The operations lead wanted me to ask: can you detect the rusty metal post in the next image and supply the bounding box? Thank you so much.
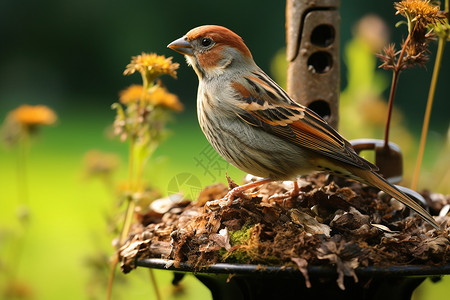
[286,1,404,182]
[286,0,340,129]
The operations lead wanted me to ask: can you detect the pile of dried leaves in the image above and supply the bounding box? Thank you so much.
[118,174,450,289]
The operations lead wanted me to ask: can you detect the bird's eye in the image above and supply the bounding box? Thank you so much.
[201,38,212,47]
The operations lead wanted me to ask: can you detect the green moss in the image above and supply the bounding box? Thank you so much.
[220,222,283,264]
[229,222,254,245]
[221,249,253,263]
[217,222,255,263]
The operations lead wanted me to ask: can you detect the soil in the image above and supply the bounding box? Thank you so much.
[118,173,450,289]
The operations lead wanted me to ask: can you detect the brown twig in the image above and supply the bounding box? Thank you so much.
[384,33,412,149]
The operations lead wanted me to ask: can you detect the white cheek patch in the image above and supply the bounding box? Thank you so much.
[185,55,195,67]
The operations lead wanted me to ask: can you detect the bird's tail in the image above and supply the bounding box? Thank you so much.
[350,168,440,230]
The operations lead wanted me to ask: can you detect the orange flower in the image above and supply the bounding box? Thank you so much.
[119,84,145,104]
[118,84,183,112]
[149,85,184,112]
[11,105,57,126]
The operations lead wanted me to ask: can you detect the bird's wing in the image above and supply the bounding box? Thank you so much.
[231,71,378,171]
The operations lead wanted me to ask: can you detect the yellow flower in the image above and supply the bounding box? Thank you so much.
[123,52,179,83]
[395,0,446,29]
[119,84,145,104]
[1,105,57,146]
[11,105,57,126]
[149,85,184,112]
[118,84,183,112]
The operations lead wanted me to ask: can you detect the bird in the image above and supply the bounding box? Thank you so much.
[167,25,440,230]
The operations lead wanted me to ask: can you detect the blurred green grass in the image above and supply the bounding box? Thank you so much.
[0,106,232,299]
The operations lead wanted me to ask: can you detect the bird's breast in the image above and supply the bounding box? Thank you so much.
[196,90,316,180]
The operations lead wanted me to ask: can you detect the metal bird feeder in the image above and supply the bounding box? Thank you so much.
[134,1,449,299]
[286,0,340,129]
[286,0,404,183]
[137,258,450,300]
[351,139,404,184]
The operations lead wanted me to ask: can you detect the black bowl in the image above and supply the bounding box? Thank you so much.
[137,258,450,300]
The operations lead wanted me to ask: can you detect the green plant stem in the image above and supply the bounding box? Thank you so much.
[134,159,147,192]
[140,76,161,300]
[107,136,136,300]
[107,73,159,300]
[9,128,31,288]
[119,195,136,244]
[127,136,135,190]
[149,269,161,300]
[118,135,137,244]
[384,33,411,149]
[106,254,118,300]
[411,25,447,190]
[17,128,30,208]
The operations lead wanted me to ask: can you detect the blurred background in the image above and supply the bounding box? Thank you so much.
[0,0,449,299]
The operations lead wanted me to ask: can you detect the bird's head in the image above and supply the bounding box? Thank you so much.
[167,25,254,79]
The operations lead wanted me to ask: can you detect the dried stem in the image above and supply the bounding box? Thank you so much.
[384,71,400,149]
[384,33,412,149]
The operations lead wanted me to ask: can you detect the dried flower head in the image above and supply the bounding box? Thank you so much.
[395,0,446,57]
[395,0,446,28]
[409,25,436,57]
[123,53,179,83]
[11,105,57,126]
[377,44,398,71]
[377,1,445,71]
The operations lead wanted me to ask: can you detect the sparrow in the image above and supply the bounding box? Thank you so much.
[167,25,439,230]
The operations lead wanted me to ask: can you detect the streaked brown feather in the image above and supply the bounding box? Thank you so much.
[233,74,378,171]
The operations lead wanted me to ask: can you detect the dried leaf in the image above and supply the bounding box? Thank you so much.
[291,257,311,288]
[290,209,331,237]
[210,228,231,251]
[317,236,360,290]
[118,173,449,291]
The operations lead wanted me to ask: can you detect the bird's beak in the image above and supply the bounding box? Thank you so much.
[167,36,193,56]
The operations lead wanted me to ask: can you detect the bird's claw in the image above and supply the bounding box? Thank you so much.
[206,187,245,210]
